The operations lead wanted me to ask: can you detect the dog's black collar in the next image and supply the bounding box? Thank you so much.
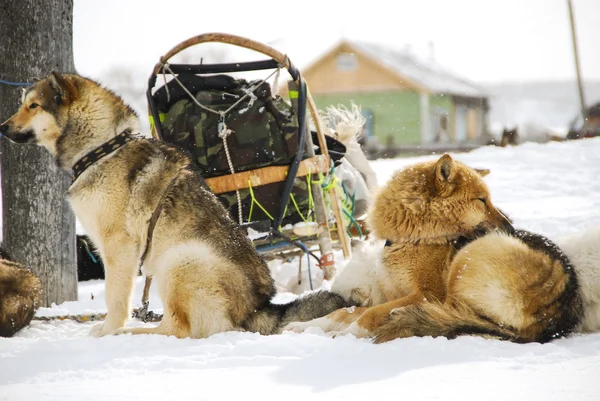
[71,130,137,182]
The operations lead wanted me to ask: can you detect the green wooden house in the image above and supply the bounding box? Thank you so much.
[302,39,490,146]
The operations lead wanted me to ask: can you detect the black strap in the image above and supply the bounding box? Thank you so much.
[72,130,137,182]
[132,173,180,323]
[138,176,178,269]
[166,60,279,75]
[273,76,308,231]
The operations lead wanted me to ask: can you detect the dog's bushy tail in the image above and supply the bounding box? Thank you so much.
[243,291,353,335]
[373,301,516,344]
[0,259,44,337]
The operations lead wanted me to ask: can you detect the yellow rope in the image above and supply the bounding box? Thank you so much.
[248,180,274,221]
[290,192,309,223]
[307,169,314,215]
[247,170,317,226]
[322,175,338,192]
[311,172,325,186]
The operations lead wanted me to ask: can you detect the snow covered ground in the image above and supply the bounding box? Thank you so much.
[2,138,600,401]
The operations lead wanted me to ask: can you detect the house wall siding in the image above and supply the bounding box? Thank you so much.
[313,91,422,144]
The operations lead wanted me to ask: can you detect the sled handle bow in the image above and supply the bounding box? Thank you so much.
[151,32,299,80]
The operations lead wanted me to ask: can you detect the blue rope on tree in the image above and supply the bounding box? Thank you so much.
[0,77,33,137]
[0,78,32,87]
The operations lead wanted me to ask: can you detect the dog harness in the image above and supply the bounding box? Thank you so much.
[71,130,138,183]
[70,129,165,322]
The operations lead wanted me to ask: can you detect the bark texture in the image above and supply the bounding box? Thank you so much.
[0,0,77,306]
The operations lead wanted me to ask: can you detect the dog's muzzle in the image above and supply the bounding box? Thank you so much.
[0,124,36,144]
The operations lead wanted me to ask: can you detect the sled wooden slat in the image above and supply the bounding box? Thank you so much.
[204,155,329,195]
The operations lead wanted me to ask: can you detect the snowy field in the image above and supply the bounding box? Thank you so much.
[2,138,600,401]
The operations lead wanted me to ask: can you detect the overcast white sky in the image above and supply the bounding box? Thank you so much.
[74,0,599,84]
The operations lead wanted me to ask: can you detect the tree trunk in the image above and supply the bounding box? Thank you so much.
[0,0,77,306]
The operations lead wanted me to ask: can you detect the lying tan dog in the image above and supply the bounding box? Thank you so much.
[284,154,583,343]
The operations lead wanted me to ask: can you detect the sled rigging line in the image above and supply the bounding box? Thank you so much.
[159,62,281,119]
[32,307,163,323]
[295,240,314,290]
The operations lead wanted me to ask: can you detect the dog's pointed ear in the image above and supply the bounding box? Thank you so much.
[435,154,456,182]
[434,154,457,196]
[49,72,78,105]
[474,168,490,177]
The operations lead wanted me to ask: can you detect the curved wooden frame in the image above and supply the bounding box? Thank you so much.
[148,32,351,261]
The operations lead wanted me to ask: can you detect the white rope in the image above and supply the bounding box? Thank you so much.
[218,121,243,224]
[272,67,281,97]
[160,62,280,118]
[161,64,171,103]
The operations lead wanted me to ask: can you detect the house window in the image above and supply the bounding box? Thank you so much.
[336,53,357,71]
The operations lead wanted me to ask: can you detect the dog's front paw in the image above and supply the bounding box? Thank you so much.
[334,322,370,339]
[282,321,311,333]
[111,327,130,336]
[89,322,106,337]
[89,322,121,337]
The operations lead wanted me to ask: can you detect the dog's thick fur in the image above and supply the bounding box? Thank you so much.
[556,226,600,333]
[0,248,43,337]
[284,155,583,343]
[0,72,349,338]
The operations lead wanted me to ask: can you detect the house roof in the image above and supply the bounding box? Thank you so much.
[314,40,488,98]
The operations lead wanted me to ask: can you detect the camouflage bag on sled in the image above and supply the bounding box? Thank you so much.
[154,74,300,178]
[153,74,337,226]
